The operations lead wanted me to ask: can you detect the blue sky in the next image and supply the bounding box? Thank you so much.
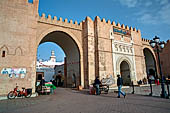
[37,0,170,61]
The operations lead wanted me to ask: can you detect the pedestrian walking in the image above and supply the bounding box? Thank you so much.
[117,74,126,98]
[57,71,62,87]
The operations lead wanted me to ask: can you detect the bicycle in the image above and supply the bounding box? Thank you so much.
[7,86,32,99]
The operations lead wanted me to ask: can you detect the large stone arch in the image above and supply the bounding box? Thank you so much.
[36,27,84,87]
[143,46,157,78]
[142,46,157,62]
[36,27,82,52]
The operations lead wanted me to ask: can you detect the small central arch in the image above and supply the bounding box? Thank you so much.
[116,56,134,86]
[120,61,131,86]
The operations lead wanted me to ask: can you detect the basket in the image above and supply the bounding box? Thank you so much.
[26,88,32,94]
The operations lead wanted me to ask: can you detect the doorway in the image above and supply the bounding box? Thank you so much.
[120,61,131,86]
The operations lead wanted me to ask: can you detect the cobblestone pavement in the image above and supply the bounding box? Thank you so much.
[120,84,170,97]
[0,88,170,113]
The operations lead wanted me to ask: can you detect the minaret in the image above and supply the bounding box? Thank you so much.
[50,51,56,62]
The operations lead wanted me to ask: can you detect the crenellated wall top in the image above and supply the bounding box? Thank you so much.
[142,38,150,43]
[84,16,141,34]
[38,13,82,30]
[38,13,142,34]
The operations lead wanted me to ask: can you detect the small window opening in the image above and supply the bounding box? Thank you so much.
[2,51,5,57]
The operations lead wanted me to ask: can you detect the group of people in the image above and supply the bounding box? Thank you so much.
[93,74,126,98]
[52,71,64,87]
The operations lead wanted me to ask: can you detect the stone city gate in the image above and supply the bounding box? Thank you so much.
[0,0,158,95]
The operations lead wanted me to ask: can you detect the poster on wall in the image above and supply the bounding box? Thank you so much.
[1,68,26,78]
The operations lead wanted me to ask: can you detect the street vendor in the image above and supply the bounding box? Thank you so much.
[40,77,45,86]
[94,76,101,95]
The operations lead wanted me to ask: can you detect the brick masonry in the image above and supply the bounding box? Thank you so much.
[0,0,169,96]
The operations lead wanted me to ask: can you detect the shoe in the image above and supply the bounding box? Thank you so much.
[117,96,120,98]
[124,93,126,98]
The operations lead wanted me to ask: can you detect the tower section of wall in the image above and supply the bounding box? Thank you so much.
[132,29,146,81]
[111,22,140,84]
[94,17,114,80]
[0,0,39,95]
[160,40,170,78]
[82,17,96,86]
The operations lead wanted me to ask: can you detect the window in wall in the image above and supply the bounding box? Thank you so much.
[2,51,5,57]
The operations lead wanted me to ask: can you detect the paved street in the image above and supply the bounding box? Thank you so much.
[0,88,170,113]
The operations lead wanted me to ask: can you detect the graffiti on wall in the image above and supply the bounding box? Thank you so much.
[1,68,26,78]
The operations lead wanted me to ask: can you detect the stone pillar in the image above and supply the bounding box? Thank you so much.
[94,16,114,79]
[133,30,145,82]
[82,17,96,88]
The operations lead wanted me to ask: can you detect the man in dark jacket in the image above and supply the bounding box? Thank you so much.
[94,76,101,95]
[117,74,126,98]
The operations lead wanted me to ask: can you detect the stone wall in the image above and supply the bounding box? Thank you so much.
[0,0,39,95]
[160,40,170,78]
[1,0,167,96]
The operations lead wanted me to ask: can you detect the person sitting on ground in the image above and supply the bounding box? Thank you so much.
[94,76,101,95]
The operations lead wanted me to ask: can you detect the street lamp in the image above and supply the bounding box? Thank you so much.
[149,36,166,98]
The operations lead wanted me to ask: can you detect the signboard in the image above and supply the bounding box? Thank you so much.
[113,27,131,36]
[1,68,26,78]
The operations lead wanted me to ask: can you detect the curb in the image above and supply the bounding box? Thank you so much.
[0,93,38,101]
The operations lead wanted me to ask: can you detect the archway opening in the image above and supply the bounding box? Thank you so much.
[36,31,81,89]
[37,42,65,85]
[120,61,131,86]
[143,48,156,79]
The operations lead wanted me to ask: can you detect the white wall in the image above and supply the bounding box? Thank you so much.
[37,68,55,82]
